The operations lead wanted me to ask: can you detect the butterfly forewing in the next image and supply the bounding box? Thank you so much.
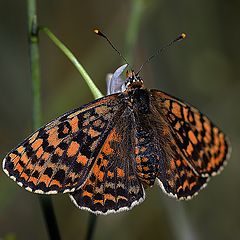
[3,94,124,194]
[151,89,230,176]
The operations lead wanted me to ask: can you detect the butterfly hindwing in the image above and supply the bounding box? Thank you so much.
[70,108,145,214]
[156,138,208,199]
[3,94,124,194]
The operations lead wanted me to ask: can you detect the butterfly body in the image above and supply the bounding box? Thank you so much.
[2,70,230,214]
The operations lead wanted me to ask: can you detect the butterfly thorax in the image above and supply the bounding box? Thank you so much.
[124,71,151,114]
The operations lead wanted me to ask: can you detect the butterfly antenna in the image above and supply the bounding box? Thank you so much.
[136,33,186,75]
[94,29,129,66]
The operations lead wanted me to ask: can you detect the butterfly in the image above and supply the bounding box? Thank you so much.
[2,64,231,215]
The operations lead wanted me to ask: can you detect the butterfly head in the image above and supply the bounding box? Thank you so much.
[125,70,144,89]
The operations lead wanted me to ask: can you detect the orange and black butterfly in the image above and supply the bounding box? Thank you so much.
[2,62,231,214]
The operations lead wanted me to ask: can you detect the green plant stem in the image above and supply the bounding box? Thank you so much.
[164,200,198,240]
[41,27,103,99]
[125,0,145,65]
[39,195,61,240]
[27,0,41,130]
[85,214,97,240]
[27,1,61,240]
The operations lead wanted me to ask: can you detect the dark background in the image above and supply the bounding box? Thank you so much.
[0,1,239,240]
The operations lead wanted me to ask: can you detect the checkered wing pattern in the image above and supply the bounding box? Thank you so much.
[70,108,145,214]
[2,94,123,194]
[151,89,230,199]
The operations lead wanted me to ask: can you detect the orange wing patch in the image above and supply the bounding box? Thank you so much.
[152,89,230,177]
[70,123,145,214]
[151,89,230,199]
[3,93,121,194]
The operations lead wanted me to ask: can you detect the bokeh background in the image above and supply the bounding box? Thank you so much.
[0,1,239,240]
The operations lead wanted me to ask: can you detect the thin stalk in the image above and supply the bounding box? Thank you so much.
[27,0,41,130]
[164,200,198,240]
[41,27,103,99]
[85,214,97,240]
[125,0,145,65]
[27,1,61,239]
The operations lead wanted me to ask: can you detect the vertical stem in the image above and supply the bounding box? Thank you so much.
[26,1,61,239]
[125,0,144,65]
[85,214,97,240]
[164,200,198,240]
[39,195,61,240]
[27,0,41,130]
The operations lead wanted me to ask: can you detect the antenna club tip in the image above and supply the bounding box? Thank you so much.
[181,33,187,39]
[93,28,105,37]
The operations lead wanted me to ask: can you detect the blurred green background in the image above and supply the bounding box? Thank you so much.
[0,1,239,240]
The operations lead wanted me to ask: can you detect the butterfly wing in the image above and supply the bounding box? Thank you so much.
[2,94,125,194]
[70,108,145,214]
[150,89,230,199]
